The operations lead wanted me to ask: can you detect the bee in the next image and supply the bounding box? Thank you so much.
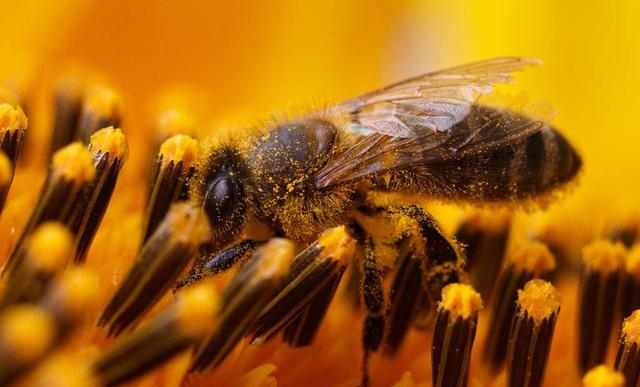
[126,58,581,384]
[176,57,581,380]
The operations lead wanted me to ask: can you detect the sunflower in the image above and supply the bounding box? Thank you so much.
[0,1,639,387]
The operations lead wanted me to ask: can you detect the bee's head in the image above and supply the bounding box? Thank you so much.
[191,140,248,247]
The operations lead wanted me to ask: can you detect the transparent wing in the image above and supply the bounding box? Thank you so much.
[314,105,545,190]
[331,57,540,138]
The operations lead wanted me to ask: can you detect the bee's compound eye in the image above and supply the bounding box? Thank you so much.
[203,176,244,225]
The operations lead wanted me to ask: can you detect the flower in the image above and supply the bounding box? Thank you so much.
[0,1,639,387]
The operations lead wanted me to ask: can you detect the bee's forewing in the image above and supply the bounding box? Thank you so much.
[330,57,540,138]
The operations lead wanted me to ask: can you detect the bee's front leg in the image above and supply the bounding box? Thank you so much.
[175,239,260,289]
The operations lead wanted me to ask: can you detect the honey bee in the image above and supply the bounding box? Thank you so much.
[182,57,581,382]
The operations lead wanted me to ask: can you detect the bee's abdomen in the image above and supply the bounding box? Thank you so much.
[502,127,580,199]
[419,127,581,202]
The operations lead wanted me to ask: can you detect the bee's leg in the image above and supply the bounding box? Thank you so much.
[191,238,296,371]
[357,204,465,355]
[350,225,386,387]
[174,239,260,289]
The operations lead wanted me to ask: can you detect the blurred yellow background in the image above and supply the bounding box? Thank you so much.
[0,0,637,222]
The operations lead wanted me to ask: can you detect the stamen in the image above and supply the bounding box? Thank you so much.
[98,203,210,336]
[0,100,27,209]
[70,127,128,263]
[583,365,625,387]
[432,283,482,387]
[0,101,28,166]
[2,143,95,276]
[384,239,422,355]
[578,240,626,373]
[94,283,219,387]
[0,222,73,308]
[621,245,640,323]
[0,305,56,385]
[142,134,199,244]
[455,210,511,303]
[0,267,98,385]
[481,240,556,375]
[250,226,354,344]
[282,227,355,346]
[608,215,640,248]
[191,237,295,371]
[19,354,100,387]
[614,310,640,386]
[76,86,122,143]
[153,109,196,149]
[507,279,561,387]
[0,151,13,212]
[39,267,100,333]
[49,76,84,157]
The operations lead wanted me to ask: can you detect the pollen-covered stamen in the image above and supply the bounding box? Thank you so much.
[153,109,197,150]
[583,365,626,387]
[3,142,95,276]
[384,238,422,356]
[0,151,13,212]
[40,267,100,334]
[432,283,482,387]
[142,134,199,244]
[49,76,84,158]
[481,240,556,376]
[18,354,100,387]
[578,240,626,373]
[69,127,128,263]
[0,100,27,211]
[0,305,56,385]
[250,226,354,345]
[191,238,295,371]
[76,86,122,143]
[282,227,355,346]
[0,223,73,308]
[608,216,640,248]
[0,101,28,167]
[621,245,640,323]
[507,279,561,387]
[614,310,640,386]
[94,283,219,387]
[455,210,511,304]
[98,203,210,337]
[0,267,98,385]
